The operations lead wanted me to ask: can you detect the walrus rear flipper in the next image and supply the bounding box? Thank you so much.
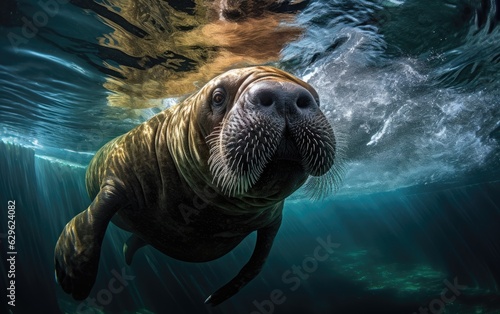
[123,234,146,265]
[54,181,126,300]
[205,218,282,306]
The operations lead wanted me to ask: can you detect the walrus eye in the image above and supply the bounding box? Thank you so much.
[212,88,226,107]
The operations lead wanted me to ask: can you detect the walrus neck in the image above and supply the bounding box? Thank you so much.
[163,98,208,188]
[164,98,282,216]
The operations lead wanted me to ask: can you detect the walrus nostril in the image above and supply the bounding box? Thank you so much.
[296,94,314,108]
[258,90,275,107]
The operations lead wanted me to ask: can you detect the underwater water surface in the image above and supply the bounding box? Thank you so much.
[1,0,500,313]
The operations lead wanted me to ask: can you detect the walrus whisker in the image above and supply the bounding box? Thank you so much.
[207,109,284,196]
[289,114,337,178]
[300,119,347,200]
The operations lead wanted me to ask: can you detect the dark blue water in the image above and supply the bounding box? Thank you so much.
[1,0,500,313]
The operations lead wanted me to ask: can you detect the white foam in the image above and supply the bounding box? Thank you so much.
[296,40,497,196]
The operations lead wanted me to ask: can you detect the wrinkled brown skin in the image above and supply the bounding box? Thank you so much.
[54,66,319,305]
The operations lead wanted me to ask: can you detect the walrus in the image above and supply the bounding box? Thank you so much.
[54,66,339,306]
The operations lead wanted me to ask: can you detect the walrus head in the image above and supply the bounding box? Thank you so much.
[192,66,340,199]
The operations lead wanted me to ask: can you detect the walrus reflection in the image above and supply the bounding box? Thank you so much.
[54,66,340,306]
[88,0,307,108]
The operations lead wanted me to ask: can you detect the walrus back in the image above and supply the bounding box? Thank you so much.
[84,110,172,201]
[85,136,124,199]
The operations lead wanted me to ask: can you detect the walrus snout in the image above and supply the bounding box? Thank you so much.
[245,80,336,178]
[207,76,336,197]
[246,80,319,164]
[245,80,319,116]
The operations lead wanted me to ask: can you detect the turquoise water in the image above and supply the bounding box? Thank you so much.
[1,0,500,313]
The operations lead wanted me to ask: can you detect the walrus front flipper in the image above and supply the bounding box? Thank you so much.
[205,219,282,306]
[123,234,146,265]
[54,182,126,300]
